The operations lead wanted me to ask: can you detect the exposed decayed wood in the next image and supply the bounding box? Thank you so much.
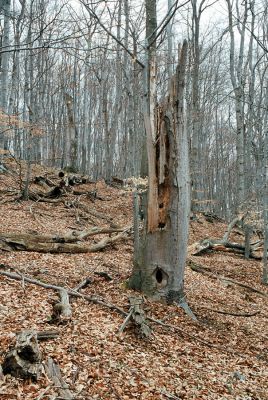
[2,330,42,380]
[128,296,151,338]
[144,111,159,232]
[45,357,74,400]
[129,41,190,304]
[1,225,127,242]
[189,238,263,259]
[119,296,151,338]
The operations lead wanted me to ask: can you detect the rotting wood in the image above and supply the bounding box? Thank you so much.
[33,176,55,188]
[36,331,59,340]
[45,357,74,400]
[52,289,72,322]
[222,216,242,243]
[2,329,42,380]
[0,228,130,253]
[188,214,263,259]
[119,296,151,338]
[129,296,151,338]
[0,225,127,244]
[129,41,190,305]
[188,238,262,259]
[0,269,129,317]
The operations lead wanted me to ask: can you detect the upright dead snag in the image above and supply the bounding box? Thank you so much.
[129,41,190,304]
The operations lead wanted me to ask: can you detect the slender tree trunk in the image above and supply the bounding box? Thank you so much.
[262,83,268,285]
[140,0,157,178]
[64,93,78,172]
[226,0,247,210]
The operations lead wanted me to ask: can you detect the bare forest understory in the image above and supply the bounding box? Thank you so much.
[0,159,267,400]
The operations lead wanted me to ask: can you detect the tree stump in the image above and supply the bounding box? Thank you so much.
[2,330,42,380]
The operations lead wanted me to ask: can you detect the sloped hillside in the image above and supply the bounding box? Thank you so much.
[0,159,267,400]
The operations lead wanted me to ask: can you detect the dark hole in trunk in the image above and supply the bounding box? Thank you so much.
[155,268,163,283]
[158,222,166,229]
[159,203,164,209]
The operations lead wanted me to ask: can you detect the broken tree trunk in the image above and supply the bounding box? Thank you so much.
[129,41,190,304]
[2,330,42,380]
[119,296,151,338]
[51,289,72,322]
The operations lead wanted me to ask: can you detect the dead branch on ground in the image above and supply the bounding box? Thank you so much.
[0,226,131,253]
[0,268,260,354]
[188,260,268,297]
[45,357,74,399]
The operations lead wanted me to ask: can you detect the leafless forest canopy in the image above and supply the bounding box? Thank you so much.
[0,0,268,218]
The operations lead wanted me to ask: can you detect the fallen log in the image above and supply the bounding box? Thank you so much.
[0,225,128,244]
[36,331,59,340]
[94,271,113,281]
[2,330,42,380]
[0,229,129,253]
[188,215,263,259]
[45,357,74,400]
[33,176,55,188]
[73,277,92,292]
[0,269,128,317]
[188,239,262,259]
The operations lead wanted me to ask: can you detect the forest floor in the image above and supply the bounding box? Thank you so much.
[0,158,267,400]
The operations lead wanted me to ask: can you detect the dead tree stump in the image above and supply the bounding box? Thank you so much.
[119,296,151,338]
[2,330,42,380]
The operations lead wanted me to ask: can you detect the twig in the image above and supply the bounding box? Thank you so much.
[188,260,268,297]
[197,307,260,317]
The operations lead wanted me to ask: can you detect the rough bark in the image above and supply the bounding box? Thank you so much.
[119,296,151,338]
[129,42,190,303]
[64,93,78,172]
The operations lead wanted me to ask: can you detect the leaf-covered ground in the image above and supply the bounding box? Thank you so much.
[0,160,267,400]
